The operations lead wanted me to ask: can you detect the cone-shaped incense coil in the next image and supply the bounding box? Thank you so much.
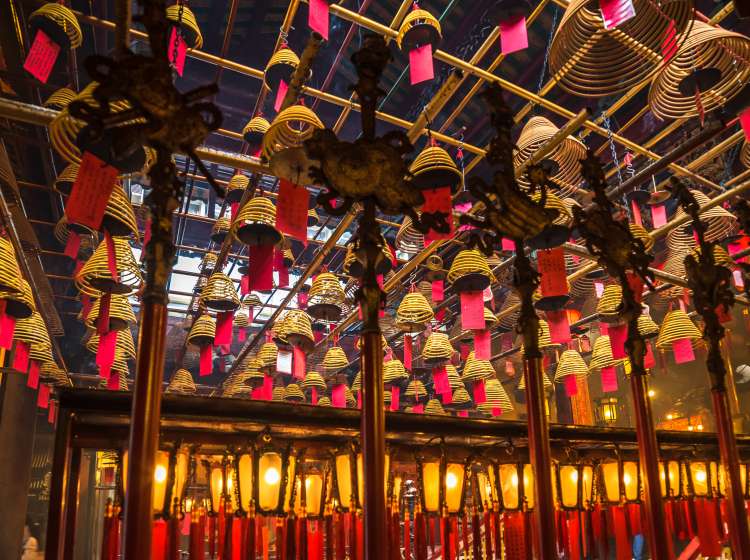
[200,253,217,273]
[86,294,136,331]
[243,293,262,307]
[497,292,521,332]
[283,309,314,351]
[240,360,265,385]
[396,292,434,333]
[649,21,750,119]
[243,116,271,145]
[383,359,408,384]
[637,314,659,339]
[271,386,285,401]
[657,249,689,301]
[629,223,654,253]
[447,249,495,291]
[656,310,702,349]
[691,244,733,267]
[187,314,215,347]
[283,383,306,402]
[422,332,453,362]
[103,185,139,238]
[549,0,693,96]
[668,190,737,246]
[76,236,142,296]
[484,307,498,329]
[446,365,463,390]
[236,196,277,229]
[517,371,553,390]
[40,362,70,386]
[596,285,623,321]
[234,308,249,328]
[409,145,461,192]
[0,278,35,319]
[0,237,23,294]
[14,312,51,347]
[44,87,77,109]
[396,215,425,255]
[742,142,750,169]
[166,369,197,395]
[478,379,513,414]
[53,163,79,193]
[355,333,388,351]
[531,191,570,225]
[54,216,95,248]
[29,3,83,48]
[397,8,442,50]
[262,105,324,160]
[515,116,586,197]
[462,357,495,381]
[451,386,472,407]
[201,272,241,311]
[345,387,356,407]
[323,346,348,373]
[87,327,136,359]
[29,343,53,364]
[351,370,362,392]
[425,399,446,415]
[308,273,345,320]
[383,390,392,406]
[263,47,300,89]
[588,336,624,371]
[318,396,332,407]
[302,371,326,391]
[404,379,428,399]
[258,342,278,370]
[226,173,250,200]
[566,253,594,298]
[343,241,392,277]
[211,216,231,242]
[165,4,203,48]
[554,350,589,382]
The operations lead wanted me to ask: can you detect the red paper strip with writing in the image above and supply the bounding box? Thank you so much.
[537,247,568,297]
[66,152,118,229]
[499,15,528,55]
[23,29,61,84]
[308,0,330,40]
[277,180,309,243]
[460,291,485,331]
[409,44,434,85]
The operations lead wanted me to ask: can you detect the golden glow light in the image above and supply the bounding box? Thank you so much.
[264,466,280,485]
[154,465,167,483]
[446,471,458,489]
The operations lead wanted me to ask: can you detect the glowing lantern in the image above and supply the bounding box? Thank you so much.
[230,452,254,514]
[599,459,640,503]
[687,459,719,498]
[417,450,467,515]
[555,462,594,509]
[659,460,682,498]
[293,459,329,518]
[595,397,619,425]
[254,435,296,516]
[122,448,189,517]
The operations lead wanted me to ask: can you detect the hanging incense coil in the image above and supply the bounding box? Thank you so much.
[40,362,70,386]
[655,310,702,349]
[264,47,300,89]
[345,387,356,407]
[409,145,461,193]
[422,332,453,364]
[355,333,389,352]
[554,350,589,383]
[397,8,442,52]
[549,0,693,97]
[450,386,472,408]
[565,253,594,298]
[243,293,262,308]
[53,216,95,250]
[272,313,291,346]
[283,383,306,403]
[383,359,408,384]
[307,208,319,227]
[284,309,315,352]
[383,390,392,407]
[657,249,689,302]
[588,335,624,371]
[343,239,393,277]
[29,343,53,365]
[187,314,215,347]
[211,216,231,244]
[323,346,348,373]
[667,190,738,246]
[202,252,218,274]
[302,371,326,392]
[87,328,136,360]
[404,379,428,400]
[515,117,586,197]
[0,278,35,319]
[629,223,654,253]
[446,365,463,390]
[258,342,279,371]
[742,142,750,168]
[396,292,434,333]
[243,116,271,147]
[201,272,241,311]
[517,319,556,350]
[166,4,203,48]
[0,237,22,295]
[483,307,498,329]
[497,292,521,333]
[225,173,250,204]
[478,379,514,415]
[271,386,286,401]
[262,105,324,161]
[234,307,249,329]
[240,359,265,386]
[691,244,733,267]
[102,185,139,238]
[44,88,76,110]
[75,236,142,296]
[29,3,83,49]
[166,369,196,394]
[232,196,282,247]
[596,285,623,323]
[307,273,345,321]
[530,191,571,226]
[447,249,495,292]
[317,396,332,407]
[396,215,425,255]
[425,399,446,415]
[14,312,51,347]
[53,163,79,195]
[461,356,495,382]
[649,21,750,119]
[637,313,660,339]
[517,371,553,391]
[351,371,362,392]
[86,294,136,332]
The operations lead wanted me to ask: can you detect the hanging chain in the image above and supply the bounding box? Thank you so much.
[602,112,623,186]
[456,128,466,191]
[533,5,559,114]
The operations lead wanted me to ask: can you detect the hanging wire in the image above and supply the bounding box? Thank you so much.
[532,5,560,115]
[601,112,624,186]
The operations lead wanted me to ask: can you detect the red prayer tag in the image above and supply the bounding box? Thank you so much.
[64,232,81,259]
[274,79,289,113]
[332,384,346,408]
[474,329,491,360]
[412,404,425,414]
[460,291,485,331]
[644,342,656,369]
[491,407,502,417]
[248,245,274,291]
[473,380,487,404]
[537,247,568,298]
[608,324,628,360]
[741,108,750,142]
[501,238,516,252]
[293,346,306,380]
[48,400,57,424]
[27,360,40,389]
[169,27,188,76]
[263,374,274,400]
[409,44,434,85]
[601,366,618,393]
[66,152,118,229]
[96,329,118,367]
[23,29,61,84]
[422,187,454,240]
[403,334,413,371]
[564,375,578,397]
[277,180,309,243]
[432,366,450,394]
[499,15,528,55]
[308,0,330,40]
[0,310,16,350]
[458,410,468,417]
[672,338,695,364]
[600,0,636,29]
[651,204,667,228]
[431,280,444,302]
[13,341,29,373]
[662,19,678,61]
[199,345,212,376]
[631,200,642,226]
[214,311,234,346]
[441,390,452,405]
[38,383,50,408]
[546,309,571,344]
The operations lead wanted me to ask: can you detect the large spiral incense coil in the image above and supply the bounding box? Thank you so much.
[234,307,249,329]
[200,252,218,274]
[87,327,136,359]
[302,371,326,392]
[657,249,689,302]
[396,215,425,255]
[86,294,136,332]
[515,117,586,197]
[272,313,291,346]
[270,386,285,401]
[242,116,271,147]
[629,223,654,253]
[29,3,82,49]
[461,356,495,382]
[308,273,345,321]
[187,314,215,347]
[262,105,324,161]
[343,239,393,277]
[166,4,203,48]
[742,142,750,168]
[284,309,315,352]
[258,342,279,371]
[588,335,624,371]
[75,236,142,296]
[226,173,249,204]
[201,272,241,311]
[351,371,362,392]
[323,346,348,373]
[102,185,139,238]
[649,21,750,119]
[447,249,495,292]
[383,359,408,384]
[14,312,51,348]
[517,371,553,391]
[345,387,356,407]
[283,383,306,403]
[691,244,733,267]
[596,285,623,322]
[483,307,498,329]
[549,0,693,97]
[497,292,521,332]
[211,216,232,244]
[166,369,197,395]
[53,164,79,195]
[40,362,70,386]
[450,386,472,408]
[0,237,22,295]
[396,292,434,333]
[478,379,513,415]
[409,145,462,193]
[656,309,702,349]
[445,365,463,390]
[404,379,428,400]
[425,399,446,415]
[29,343,53,365]
[0,278,35,319]
[317,396,332,407]
[554,349,589,384]
[422,331,453,364]
[397,8,442,52]
[638,313,660,339]
[53,216,95,250]
[566,253,594,298]
[264,47,300,89]
[44,88,77,110]
[232,196,282,247]
[531,191,571,226]
[668,191,737,247]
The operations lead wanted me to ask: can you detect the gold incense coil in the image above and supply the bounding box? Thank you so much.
[226,173,250,203]
[258,342,279,370]
[549,0,693,97]
[588,335,624,371]
[53,163,78,194]
[554,349,589,382]
[44,88,76,109]
[53,216,95,248]
[649,21,750,119]
[742,142,750,168]
[497,292,521,332]
[447,249,495,292]
[531,191,571,226]
[272,313,290,345]
[668,190,737,246]
[232,196,281,247]
[478,379,513,415]
[29,343,53,364]
[75,236,142,296]
[284,309,314,351]
[395,215,425,255]
[355,334,388,352]
[637,313,660,339]
[404,379,427,399]
[450,386,471,406]
[657,249,689,301]
[691,244,733,267]
[515,116,586,197]
[40,361,68,384]
[283,383,306,402]
[425,399,446,415]
[234,308,249,329]
[85,294,136,331]
[263,47,300,89]
[283,248,294,267]
[342,241,393,277]
[202,252,218,272]
[422,332,453,363]
[262,105,324,161]
[630,223,654,253]
[596,285,623,321]
[345,387,356,407]
[242,116,271,145]
[517,371,553,390]
[323,346,348,373]
[201,272,241,311]
[446,365,463,390]
[87,327,136,359]
[462,356,495,382]
[0,278,35,319]
[166,368,196,394]
[383,359,408,384]
[243,293,262,307]
[103,185,139,238]
[211,216,231,243]
[351,370,362,392]
[166,4,203,48]
[308,273,345,321]
[14,312,51,347]
[656,309,702,349]
[317,396,332,407]
[383,390,392,406]
[0,237,22,294]
[302,371,326,391]
[484,307,498,329]
[271,386,285,401]
[29,3,83,48]
[187,313,215,347]
[396,8,442,51]
[396,292,434,333]
[308,208,319,226]
[409,145,461,192]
